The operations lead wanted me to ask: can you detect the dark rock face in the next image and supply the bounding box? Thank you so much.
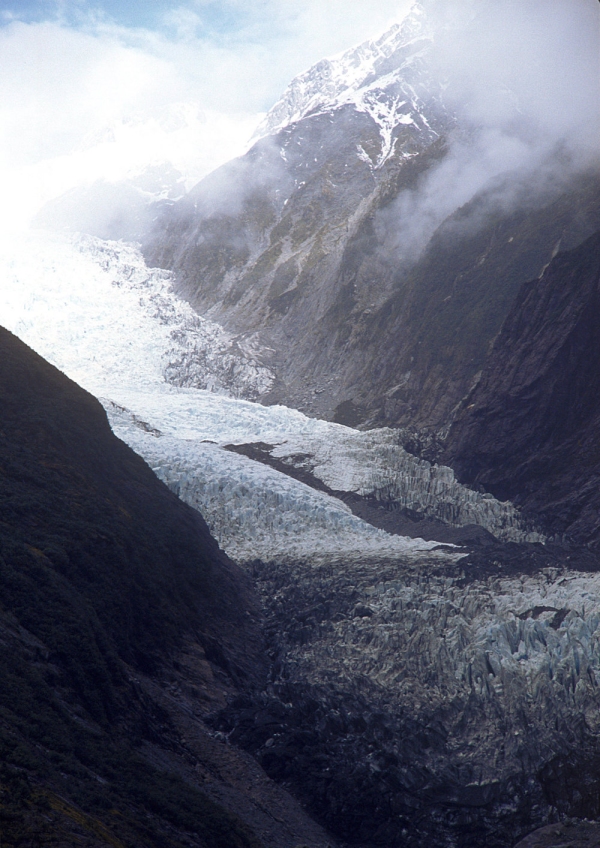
[143,113,600,429]
[0,327,333,848]
[0,325,259,680]
[514,820,600,848]
[351,178,600,428]
[444,230,600,547]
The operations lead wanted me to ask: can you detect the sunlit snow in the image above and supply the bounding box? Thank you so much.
[0,230,538,562]
[254,2,438,168]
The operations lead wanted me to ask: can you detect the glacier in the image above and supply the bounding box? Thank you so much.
[0,230,539,562]
[106,403,443,562]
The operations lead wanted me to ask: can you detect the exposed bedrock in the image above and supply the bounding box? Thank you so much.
[216,549,600,848]
[444,230,600,548]
[514,820,600,848]
[141,3,600,430]
[144,115,600,429]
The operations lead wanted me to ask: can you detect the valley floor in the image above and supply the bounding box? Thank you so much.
[3,230,600,847]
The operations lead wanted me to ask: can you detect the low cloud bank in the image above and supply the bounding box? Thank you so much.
[377,0,600,265]
[0,0,408,234]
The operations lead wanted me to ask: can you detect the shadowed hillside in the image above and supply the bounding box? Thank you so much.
[0,326,331,848]
[444,230,600,546]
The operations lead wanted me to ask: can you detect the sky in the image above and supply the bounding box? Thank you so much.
[0,0,412,232]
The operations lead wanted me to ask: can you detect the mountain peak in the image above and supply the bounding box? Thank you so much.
[253,1,436,158]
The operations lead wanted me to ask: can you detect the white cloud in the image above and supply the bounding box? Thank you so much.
[0,0,409,232]
[432,0,600,164]
[376,0,600,266]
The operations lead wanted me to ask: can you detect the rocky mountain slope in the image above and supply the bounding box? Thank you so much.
[443,230,600,547]
[5,232,600,846]
[0,325,334,848]
[143,3,600,429]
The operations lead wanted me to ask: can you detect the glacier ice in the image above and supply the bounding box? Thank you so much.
[0,231,273,401]
[268,430,544,543]
[354,565,600,731]
[105,402,445,562]
[0,230,539,562]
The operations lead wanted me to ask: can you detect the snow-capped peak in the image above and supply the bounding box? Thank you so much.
[253,1,437,159]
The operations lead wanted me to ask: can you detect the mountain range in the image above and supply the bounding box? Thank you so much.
[5,1,600,846]
[143,1,600,430]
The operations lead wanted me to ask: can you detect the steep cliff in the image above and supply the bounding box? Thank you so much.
[143,1,600,429]
[444,230,600,546]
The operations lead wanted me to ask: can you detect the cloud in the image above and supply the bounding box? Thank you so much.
[0,0,409,232]
[376,0,600,266]
[433,0,600,162]
[0,19,257,231]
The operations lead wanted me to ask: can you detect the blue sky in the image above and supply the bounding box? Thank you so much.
[1,0,171,29]
[0,1,406,48]
[0,0,262,37]
[0,1,412,112]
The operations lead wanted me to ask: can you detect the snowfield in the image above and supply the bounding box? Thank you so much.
[0,230,537,562]
[254,1,440,168]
